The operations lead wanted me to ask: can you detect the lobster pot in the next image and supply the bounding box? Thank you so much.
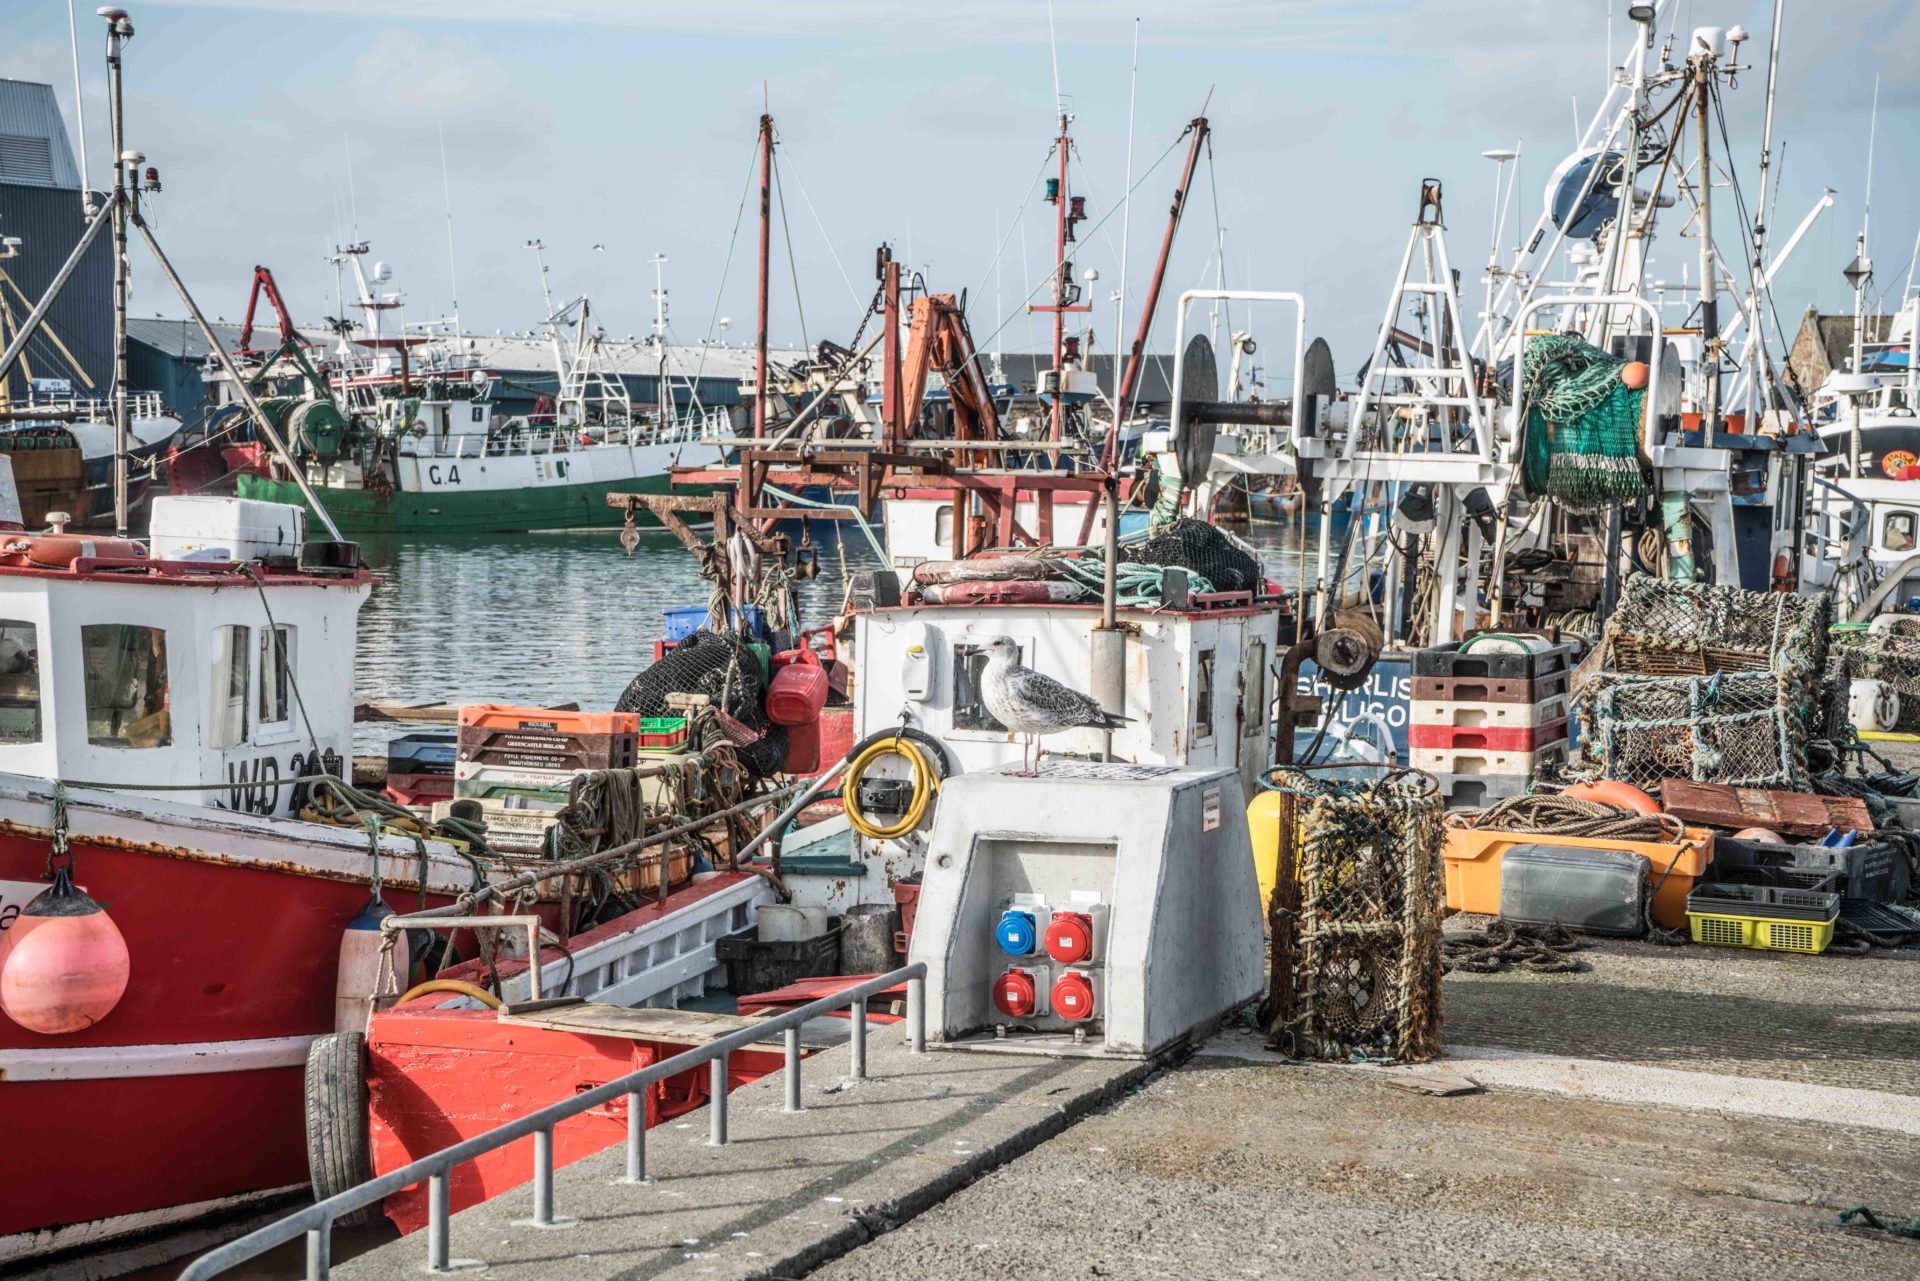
[1830,628,1920,734]
[1273,770,1445,1064]
[1582,671,1809,792]
[1600,576,1830,699]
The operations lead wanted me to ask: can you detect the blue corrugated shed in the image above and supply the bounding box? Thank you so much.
[0,81,85,189]
[0,81,110,392]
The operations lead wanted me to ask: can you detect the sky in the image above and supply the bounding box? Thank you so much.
[2,0,1915,392]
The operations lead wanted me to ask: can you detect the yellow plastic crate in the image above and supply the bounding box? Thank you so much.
[1686,910,1834,954]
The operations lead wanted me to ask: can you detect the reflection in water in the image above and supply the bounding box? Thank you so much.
[351,516,1305,750]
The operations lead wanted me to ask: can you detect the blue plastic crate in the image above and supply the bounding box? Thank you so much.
[388,732,456,776]
[663,605,709,642]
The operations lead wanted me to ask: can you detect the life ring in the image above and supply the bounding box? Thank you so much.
[1561,780,1660,815]
[0,535,146,569]
[911,555,1059,585]
[922,579,1089,605]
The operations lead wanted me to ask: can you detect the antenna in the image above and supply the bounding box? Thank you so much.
[1862,75,1880,254]
[66,0,92,215]
[438,121,460,339]
[1114,17,1139,405]
[1046,0,1064,117]
[344,136,360,235]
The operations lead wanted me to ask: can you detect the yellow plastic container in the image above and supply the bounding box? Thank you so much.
[1442,825,1715,930]
[1687,910,1834,954]
[1247,789,1285,916]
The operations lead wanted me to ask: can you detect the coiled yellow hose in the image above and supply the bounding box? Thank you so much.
[843,736,940,840]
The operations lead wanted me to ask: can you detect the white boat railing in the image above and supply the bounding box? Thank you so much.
[6,390,169,421]
[176,963,929,1281]
[400,408,732,460]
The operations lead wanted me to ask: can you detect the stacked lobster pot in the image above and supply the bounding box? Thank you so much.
[1409,636,1573,810]
[1579,577,1831,794]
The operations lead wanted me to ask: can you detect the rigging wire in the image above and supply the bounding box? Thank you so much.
[771,147,809,352]
[972,148,1057,320]
[690,135,765,391]
[776,136,865,313]
[962,129,1190,372]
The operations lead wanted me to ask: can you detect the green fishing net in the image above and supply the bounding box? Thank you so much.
[1519,334,1649,509]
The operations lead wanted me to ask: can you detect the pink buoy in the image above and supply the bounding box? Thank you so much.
[1732,827,1787,845]
[0,870,130,1035]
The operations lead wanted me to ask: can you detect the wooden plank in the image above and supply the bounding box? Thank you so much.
[356,701,460,724]
[497,1002,799,1048]
[1658,779,1873,837]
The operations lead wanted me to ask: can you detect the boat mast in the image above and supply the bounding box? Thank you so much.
[1691,35,1721,434]
[105,7,131,536]
[1107,117,1208,468]
[650,252,671,431]
[754,110,772,441]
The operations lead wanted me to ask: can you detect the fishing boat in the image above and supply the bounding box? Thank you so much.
[232,244,729,536]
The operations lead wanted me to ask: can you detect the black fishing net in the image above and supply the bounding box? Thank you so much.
[1122,518,1261,593]
[618,630,765,720]
[617,631,787,778]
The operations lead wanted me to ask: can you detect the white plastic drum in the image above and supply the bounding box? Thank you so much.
[1849,679,1902,733]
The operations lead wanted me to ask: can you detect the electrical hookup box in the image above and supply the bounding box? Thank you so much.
[907,762,1264,1058]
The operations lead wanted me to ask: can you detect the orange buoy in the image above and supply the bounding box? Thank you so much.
[1733,827,1787,845]
[1562,780,1660,815]
[0,870,130,1034]
[1620,361,1650,390]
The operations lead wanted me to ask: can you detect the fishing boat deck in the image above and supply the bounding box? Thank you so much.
[331,936,1919,1281]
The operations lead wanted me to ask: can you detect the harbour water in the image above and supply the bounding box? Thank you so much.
[350,517,1308,742]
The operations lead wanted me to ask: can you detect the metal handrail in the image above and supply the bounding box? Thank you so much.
[178,963,928,1281]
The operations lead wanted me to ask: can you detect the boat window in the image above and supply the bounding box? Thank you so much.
[952,641,1011,732]
[934,506,955,551]
[1244,639,1267,732]
[81,624,171,749]
[260,625,294,726]
[0,620,41,745]
[1195,648,1216,741]
[1884,511,1918,553]
[209,625,250,749]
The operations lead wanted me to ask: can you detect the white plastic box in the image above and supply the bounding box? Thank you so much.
[148,496,307,562]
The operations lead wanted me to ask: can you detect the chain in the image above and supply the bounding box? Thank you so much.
[46,781,73,878]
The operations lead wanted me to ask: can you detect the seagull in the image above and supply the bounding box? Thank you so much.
[979,636,1132,775]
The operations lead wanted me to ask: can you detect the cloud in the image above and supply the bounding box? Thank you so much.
[351,30,510,114]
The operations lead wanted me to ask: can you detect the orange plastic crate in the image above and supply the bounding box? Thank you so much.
[1442,824,1715,930]
[457,704,640,737]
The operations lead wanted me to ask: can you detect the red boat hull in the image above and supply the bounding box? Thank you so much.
[0,825,456,1256]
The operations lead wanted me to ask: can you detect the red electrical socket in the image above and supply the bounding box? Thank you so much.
[1043,911,1094,964]
[1051,971,1096,1022]
[993,968,1038,1018]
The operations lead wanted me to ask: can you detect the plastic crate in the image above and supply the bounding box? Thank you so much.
[1412,741,1568,778]
[637,717,688,749]
[663,605,710,642]
[1412,670,1571,705]
[1411,695,1569,730]
[457,705,640,737]
[1710,835,1910,904]
[457,726,639,772]
[1685,882,1839,954]
[715,923,843,997]
[1445,824,1714,930]
[384,771,454,807]
[1412,638,1572,682]
[1408,719,1568,753]
[387,732,457,777]
[1431,771,1533,811]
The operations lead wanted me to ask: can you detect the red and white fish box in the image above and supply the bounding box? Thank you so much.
[1410,741,1569,778]
[1407,719,1569,754]
[1409,694,1570,730]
